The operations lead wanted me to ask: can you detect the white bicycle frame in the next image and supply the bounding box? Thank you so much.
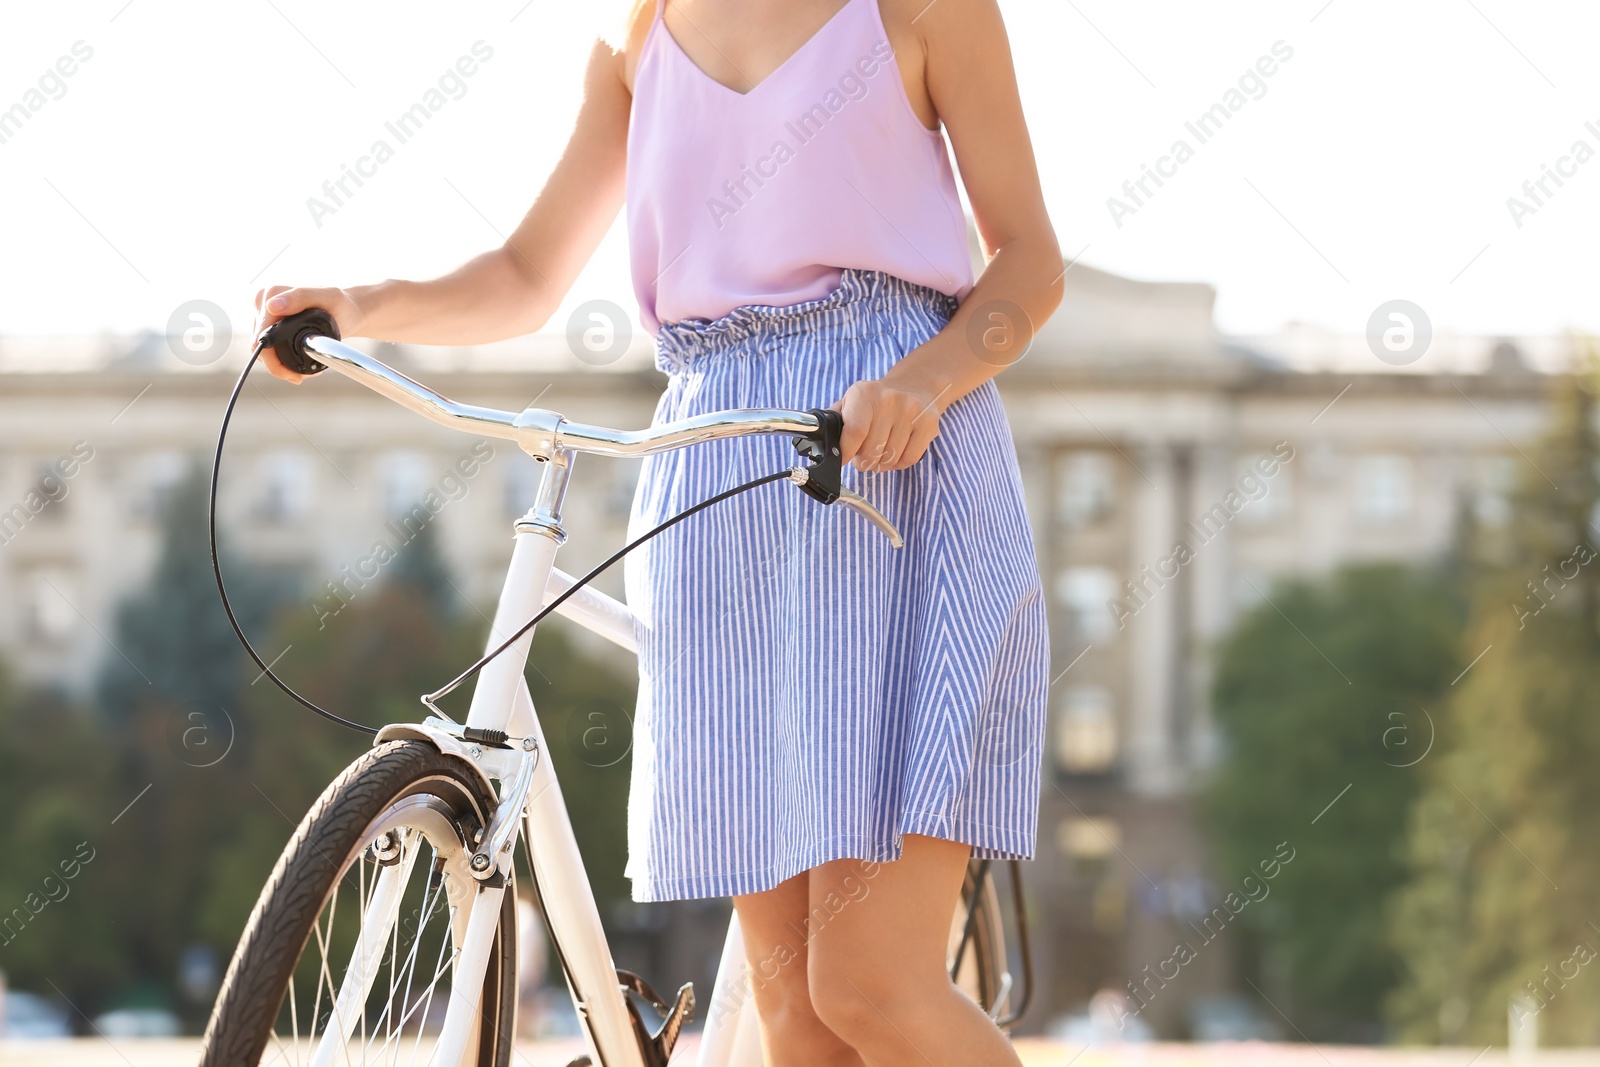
[301,335,901,1067]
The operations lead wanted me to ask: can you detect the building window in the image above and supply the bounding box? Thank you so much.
[1355,454,1413,522]
[30,463,72,522]
[1055,567,1118,641]
[1058,453,1114,527]
[138,451,186,517]
[1473,455,1516,528]
[256,450,315,523]
[1055,815,1121,860]
[379,451,431,520]
[1055,686,1117,775]
[1233,568,1270,610]
[503,455,542,518]
[25,568,78,641]
[606,462,642,520]
[1235,453,1291,523]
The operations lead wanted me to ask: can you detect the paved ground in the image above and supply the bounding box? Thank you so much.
[5,1039,1600,1065]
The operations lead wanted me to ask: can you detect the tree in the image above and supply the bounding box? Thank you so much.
[384,520,456,615]
[1205,563,1464,1040]
[1389,363,1600,1046]
[73,464,290,1024]
[201,521,639,959]
[97,464,280,725]
[0,672,122,1005]
[516,624,638,910]
[16,461,639,1026]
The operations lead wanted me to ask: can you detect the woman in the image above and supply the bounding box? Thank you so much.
[256,0,1061,1061]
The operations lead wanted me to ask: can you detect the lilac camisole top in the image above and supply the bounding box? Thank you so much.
[625,0,974,335]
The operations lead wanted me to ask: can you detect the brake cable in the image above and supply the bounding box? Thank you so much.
[209,343,378,733]
[418,467,790,717]
[209,326,838,734]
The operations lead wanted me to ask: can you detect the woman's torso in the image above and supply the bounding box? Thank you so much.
[623,0,974,335]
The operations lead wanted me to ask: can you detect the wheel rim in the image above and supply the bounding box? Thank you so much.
[265,775,494,1066]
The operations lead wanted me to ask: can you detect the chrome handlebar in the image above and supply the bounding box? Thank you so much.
[303,335,819,457]
[299,334,904,546]
[303,335,529,441]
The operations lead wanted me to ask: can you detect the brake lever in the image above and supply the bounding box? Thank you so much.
[792,408,845,503]
[792,472,905,548]
[790,408,905,549]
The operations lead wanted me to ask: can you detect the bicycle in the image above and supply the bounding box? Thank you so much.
[199,310,1034,1066]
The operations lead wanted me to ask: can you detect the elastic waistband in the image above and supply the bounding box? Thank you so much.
[652,270,958,374]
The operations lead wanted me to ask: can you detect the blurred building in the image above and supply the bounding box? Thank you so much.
[0,266,1563,1036]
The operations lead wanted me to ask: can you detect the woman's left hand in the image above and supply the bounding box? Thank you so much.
[832,376,947,472]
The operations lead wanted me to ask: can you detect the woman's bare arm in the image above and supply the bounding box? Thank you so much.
[835,0,1063,470]
[254,27,641,381]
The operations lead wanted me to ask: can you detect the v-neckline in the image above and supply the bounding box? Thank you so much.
[658,0,862,98]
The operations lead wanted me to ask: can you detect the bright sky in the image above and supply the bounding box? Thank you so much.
[1,0,1596,342]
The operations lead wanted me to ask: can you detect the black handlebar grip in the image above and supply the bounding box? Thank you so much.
[258,308,339,375]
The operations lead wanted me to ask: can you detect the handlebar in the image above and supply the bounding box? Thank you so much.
[256,312,903,546]
[300,335,823,460]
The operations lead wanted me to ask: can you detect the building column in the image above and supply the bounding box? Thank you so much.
[1124,443,1181,796]
[1185,443,1235,773]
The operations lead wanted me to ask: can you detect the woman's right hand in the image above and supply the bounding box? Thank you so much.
[252,285,366,384]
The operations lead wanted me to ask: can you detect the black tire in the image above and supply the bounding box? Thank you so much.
[949,862,1010,1023]
[200,740,517,1067]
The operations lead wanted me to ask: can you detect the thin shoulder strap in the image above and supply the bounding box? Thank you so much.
[629,0,667,73]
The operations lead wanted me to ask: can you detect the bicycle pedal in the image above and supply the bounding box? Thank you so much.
[618,969,696,1064]
[616,968,670,1014]
[653,981,695,1054]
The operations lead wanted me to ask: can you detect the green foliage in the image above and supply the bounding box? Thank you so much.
[383,520,457,616]
[96,466,281,725]
[1205,563,1464,1038]
[73,465,289,1020]
[519,625,638,908]
[0,677,122,1003]
[1389,366,1600,1046]
[4,463,638,1028]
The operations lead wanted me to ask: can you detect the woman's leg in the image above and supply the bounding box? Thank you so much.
[731,871,866,1067]
[806,835,1024,1067]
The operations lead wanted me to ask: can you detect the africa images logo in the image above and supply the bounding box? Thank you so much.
[305,42,495,229]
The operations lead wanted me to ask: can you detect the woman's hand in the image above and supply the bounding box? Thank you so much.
[251,285,366,384]
[832,374,948,472]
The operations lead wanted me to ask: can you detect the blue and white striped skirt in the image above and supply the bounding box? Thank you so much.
[622,269,1049,902]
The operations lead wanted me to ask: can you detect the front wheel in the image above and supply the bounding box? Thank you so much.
[200,740,517,1067]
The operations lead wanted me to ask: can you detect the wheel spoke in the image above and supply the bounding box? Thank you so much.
[281,967,299,1067]
[287,826,465,1067]
[309,904,337,1041]
[405,900,459,1067]
[205,748,505,1067]
[368,943,457,1062]
[360,843,451,1063]
[390,846,444,1064]
[265,1031,292,1067]
[309,890,334,1038]
[383,845,404,1060]
[358,854,368,1055]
